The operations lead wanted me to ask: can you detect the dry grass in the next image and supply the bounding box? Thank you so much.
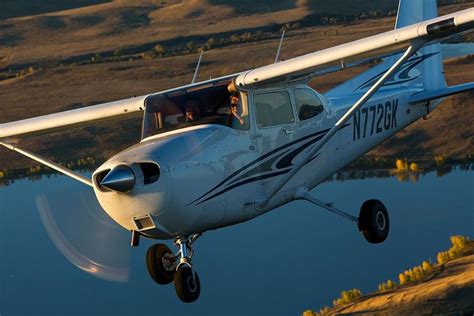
[0,2,472,170]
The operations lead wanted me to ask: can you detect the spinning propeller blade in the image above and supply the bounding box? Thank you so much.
[35,191,131,283]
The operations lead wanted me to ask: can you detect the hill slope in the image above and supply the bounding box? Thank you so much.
[325,242,474,315]
[0,2,472,171]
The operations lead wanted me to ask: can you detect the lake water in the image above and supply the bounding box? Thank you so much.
[0,167,472,315]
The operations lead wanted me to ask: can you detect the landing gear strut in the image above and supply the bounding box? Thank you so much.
[295,189,390,244]
[145,234,202,303]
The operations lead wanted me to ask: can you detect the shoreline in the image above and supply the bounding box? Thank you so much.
[1,155,473,187]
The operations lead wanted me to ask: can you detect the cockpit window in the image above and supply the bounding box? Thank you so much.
[141,84,249,139]
[255,91,294,128]
[294,88,324,121]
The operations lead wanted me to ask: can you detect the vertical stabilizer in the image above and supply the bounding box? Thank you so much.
[396,0,446,90]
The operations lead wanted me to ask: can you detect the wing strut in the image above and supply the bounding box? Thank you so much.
[0,142,93,187]
[256,43,421,211]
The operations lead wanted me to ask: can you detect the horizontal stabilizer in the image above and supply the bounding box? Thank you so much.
[409,82,474,104]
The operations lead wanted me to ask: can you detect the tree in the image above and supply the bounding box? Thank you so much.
[186,41,196,52]
[154,44,165,55]
[205,38,215,50]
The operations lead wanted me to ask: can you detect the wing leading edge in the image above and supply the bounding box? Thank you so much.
[0,9,472,139]
[0,74,239,139]
[235,8,474,88]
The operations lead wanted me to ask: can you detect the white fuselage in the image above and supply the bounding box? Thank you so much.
[92,83,437,240]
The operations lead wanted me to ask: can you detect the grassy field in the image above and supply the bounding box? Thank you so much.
[0,1,472,170]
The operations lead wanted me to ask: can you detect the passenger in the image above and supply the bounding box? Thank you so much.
[184,100,200,122]
[229,93,245,126]
[185,100,199,122]
[175,100,201,129]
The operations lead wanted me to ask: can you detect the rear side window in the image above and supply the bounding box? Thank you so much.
[255,91,294,128]
[294,88,324,121]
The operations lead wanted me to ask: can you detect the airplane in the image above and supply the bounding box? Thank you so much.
[0,0,473,303]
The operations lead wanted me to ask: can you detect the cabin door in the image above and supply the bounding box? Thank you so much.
[249,89,297,183]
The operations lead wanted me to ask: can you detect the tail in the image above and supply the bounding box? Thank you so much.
[396,0,446,91]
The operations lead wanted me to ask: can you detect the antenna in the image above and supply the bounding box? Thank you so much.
[274,29,286,63]
[191,50,204,84]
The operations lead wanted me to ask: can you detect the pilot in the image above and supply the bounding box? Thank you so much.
[229,93,245,126]
[185,100,200,122]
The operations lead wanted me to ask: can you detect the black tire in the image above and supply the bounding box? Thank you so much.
[358,199,390,244]
[146,243,175,285]
[174,266,201,303]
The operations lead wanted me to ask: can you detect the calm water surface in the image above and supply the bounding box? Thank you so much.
[0,168,472,316]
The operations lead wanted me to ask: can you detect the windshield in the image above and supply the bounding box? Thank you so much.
[141,84,249,139]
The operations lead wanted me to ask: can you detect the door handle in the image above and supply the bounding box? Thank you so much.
[283,128,295,135]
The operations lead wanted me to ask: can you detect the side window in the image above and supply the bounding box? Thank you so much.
[255,91,294,128]
[294,88,324,121]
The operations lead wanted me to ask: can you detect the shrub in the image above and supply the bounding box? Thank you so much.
[154,44,165,55]
[205,38,215,50]
[451,235,467,249]
[399,272,409,285]
[395,159,408,171]
[434,154,447,167]
[412,266,425,281]
[333,289,362,307]
[437,235,469,264]
[186,41,196,52]
[437,250,450,264]
[378,279,397,291]
[422,261,432,274]
[409,162,419,172]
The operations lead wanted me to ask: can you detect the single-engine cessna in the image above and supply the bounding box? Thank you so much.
[1,0,473,303]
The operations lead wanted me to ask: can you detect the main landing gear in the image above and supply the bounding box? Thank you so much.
[295,189,390,244]
[358,199,389,244]
[146,234,201,303]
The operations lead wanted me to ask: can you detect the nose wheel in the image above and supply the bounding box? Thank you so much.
[146,243,176,285]
[145,234,202,303]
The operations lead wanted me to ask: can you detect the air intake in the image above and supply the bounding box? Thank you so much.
[133,214,156,231]
[139,163,160,185]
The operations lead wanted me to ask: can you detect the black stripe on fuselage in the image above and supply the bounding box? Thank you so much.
[189,124,350,206]
[194,135,326,206]
[355,52,439,91]
[187,128,331,205]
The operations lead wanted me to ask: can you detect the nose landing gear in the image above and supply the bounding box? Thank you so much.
[145,234,202,303]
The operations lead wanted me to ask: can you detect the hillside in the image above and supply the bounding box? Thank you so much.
[305,239,474,315]
[0,1,473,171]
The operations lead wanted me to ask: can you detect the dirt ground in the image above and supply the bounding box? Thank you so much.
[329,243,474,315]
[0,2,472,170]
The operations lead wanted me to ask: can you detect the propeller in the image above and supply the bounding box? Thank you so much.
[35,190,131,283]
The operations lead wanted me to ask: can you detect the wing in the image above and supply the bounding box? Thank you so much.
[1,9,472,139]
[0,74,239,139]
[235,8,474,88]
